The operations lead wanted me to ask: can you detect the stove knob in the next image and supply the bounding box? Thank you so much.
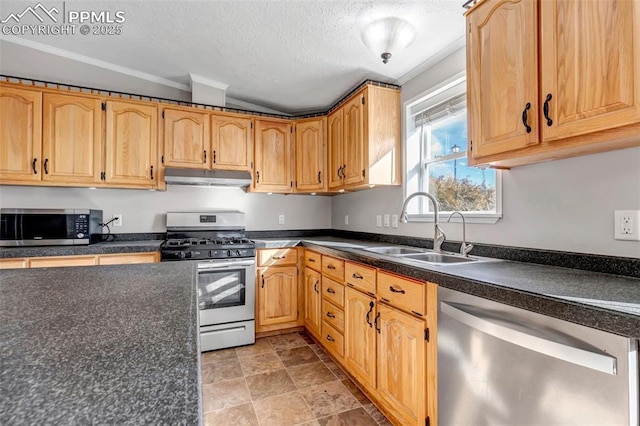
[236,250,241,256]
[177,251,186,259]
[185,252,192,258]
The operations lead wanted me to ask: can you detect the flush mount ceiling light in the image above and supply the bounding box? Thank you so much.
[361,17,417,64]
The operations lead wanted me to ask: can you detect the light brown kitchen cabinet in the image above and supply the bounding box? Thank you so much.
[0,86,42,183]
[162,108,210,169]
[42,93,102,185]
[0,258,29,269]
[377,303,426,426]
[327,85,401,191]
[211,115,253,171]
[0,252,160,269]
[467,0,640,168]
[29,255,98,268]
[344,287,377,391]
[466,0,539,158]
[253,119,293,192]
[327,108,344,190]
[304,266,322,337]
[257,266,298,328]
[295,117,326,192]
[96,252,159,265]
[104,100,158,187]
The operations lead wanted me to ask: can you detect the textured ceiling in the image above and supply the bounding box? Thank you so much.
[0,1,465,113]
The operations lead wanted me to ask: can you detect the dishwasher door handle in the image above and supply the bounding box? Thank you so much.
[441,301,618,375]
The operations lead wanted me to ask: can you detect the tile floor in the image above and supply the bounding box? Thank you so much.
[200,331,392,426]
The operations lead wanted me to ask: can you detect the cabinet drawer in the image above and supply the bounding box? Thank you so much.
[322,276,344,307]
[377,271,425,316]
[345,261,376,295]
[258,248,298,266]
[322,255,344,281]
[322,299,344,333]
[321,320,344,358]
[29,255,97,268]
[305,250,322,271]
[0,258,28,269]
[97,252,159,265]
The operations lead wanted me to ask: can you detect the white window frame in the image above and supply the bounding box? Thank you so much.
[403,72,502,225]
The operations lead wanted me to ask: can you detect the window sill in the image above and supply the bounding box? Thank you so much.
[405,213,501,225]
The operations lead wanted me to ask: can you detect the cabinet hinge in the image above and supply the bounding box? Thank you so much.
[162,111,165,119]
[290,181,293,187]
[297,310,300,319]
[470,140,473,152]
[100,171,105,181]
[362,169,365,178]
[101,102,105,111]
[251,122,253,129]
[250,161,253,169]
[425,328,430,342]
[468,22,471,34]
[426,416,430,426]
[291,127,293,133]
[361,96,365,105]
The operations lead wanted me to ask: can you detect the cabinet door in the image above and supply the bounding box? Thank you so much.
[327,108,344,190]
[0,258,28,269]
[377,304,426,425]
[344,287,377,391]
[540,0,640,141]
[254,120,292,192]
[343,94,365,186]
[467,0,539,158]
[295,118,325,192]
[211,115,253,171]
[304,267,322,336]
[0,86,42,182]
[163,108,210,168]
[42,93,102,184]
[258,266,298,327]
[105,100,157,187]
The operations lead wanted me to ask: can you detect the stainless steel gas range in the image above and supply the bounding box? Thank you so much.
[162,211,256,352]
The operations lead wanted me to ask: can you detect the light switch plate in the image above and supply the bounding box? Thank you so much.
[383,214,390,227]
[391,214,399,228]
[376,215,382,227]
[344,215,349,226]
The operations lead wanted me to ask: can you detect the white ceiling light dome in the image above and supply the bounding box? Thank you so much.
[361,17,417,64]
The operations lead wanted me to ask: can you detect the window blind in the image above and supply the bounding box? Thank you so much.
[414,92,466,127]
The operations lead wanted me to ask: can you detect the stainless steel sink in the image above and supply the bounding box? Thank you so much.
[401,253,476,264]
[363,246,427,255]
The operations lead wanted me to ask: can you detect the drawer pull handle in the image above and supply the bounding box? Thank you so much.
[271,255,286,260]
[326,312,335,318]
[308,258,316,263]
[543,93,553,126]
[32,158,38,174]
[365,301,374,327]
[327,288,336,294]
[389,286,405,294]
[374,312,381,334]
[352,273,363,279]
[326,335,335,342]
[314,281,319,293]
[521,102,532,133]
[327,264,336,270]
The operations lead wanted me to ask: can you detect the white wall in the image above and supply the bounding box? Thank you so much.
[332,47,640,258]
[0,185,331,233]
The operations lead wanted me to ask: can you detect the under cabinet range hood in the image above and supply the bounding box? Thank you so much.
[164,168,252,188]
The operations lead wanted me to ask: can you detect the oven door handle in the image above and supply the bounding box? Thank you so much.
[198,260,255,270]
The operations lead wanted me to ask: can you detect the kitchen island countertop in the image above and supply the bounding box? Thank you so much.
[0,261,201,424]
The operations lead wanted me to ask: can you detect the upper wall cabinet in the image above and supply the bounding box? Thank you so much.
[42,93,102,185]
[211,115,253,171]
[0,86,42,183]
[253,119,293,193]
[328,85,401,191]
[105,100,158,188]
[467,0,640,168]
[295,117,326,193]
[162,108,210,169]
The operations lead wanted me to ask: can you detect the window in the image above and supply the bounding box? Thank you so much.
[404,75,501,223]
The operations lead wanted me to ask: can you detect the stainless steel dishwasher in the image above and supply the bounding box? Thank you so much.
[438,287,639,426]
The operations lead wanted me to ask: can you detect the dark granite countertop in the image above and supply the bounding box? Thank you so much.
[258,237,640,339]
[0,240,163,259]
[0,262,201,424]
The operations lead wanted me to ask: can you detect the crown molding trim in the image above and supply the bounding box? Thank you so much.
[395,35,466,86]
[0,35,191,91]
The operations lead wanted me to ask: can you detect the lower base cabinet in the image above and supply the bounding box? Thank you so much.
[0,252,159,269]
[344,287,377,390]
[304,266,322,337]
[257,266,299,329]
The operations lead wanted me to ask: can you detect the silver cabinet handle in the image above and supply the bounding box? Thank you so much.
[440,301,618,375]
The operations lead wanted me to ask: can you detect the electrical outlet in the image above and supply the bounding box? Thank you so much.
[614,210,640,241]
[391,214,399,228]
[278,214,285,225]
[112,214,122,227]
[383,214,390,227]
[344,215,349,226]
[376,215,382,227]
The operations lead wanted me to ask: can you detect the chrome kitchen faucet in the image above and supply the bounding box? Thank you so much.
[400,192,446,252]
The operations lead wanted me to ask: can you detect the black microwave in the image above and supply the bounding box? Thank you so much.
[0,209,103,246]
